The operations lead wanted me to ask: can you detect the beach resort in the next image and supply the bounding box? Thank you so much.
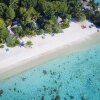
[0,0,100,100]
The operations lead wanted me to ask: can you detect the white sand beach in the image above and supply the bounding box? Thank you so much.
[0,20,100,80]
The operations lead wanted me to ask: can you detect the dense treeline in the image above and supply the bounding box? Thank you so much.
[0,0,99,47]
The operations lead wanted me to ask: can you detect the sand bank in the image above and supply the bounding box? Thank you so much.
[0,20,100,80]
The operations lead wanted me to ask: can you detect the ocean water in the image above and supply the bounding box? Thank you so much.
[96,0,100,3]
[0,42,100,100]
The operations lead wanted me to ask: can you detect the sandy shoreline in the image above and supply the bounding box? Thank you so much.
[0,20,100,80]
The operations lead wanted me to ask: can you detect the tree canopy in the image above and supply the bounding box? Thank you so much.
[0,0,99,47]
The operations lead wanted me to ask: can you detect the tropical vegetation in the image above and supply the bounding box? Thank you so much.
[0,0,99,47]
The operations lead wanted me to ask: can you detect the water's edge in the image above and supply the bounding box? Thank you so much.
[0,32,100,81]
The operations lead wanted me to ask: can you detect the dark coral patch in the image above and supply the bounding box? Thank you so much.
[14,88,16,92]
[41,96,44,100]
[53,89,57,92]
[98,88,100,91]
[21,77,26,81]
[55,95,60,100]
[0,89,3,96]
[81,96,86,100]
[69,95,74,99]
[43,70,47,75]
[14,83,16,86]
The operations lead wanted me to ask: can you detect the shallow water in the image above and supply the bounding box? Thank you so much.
[96,0,100,3]
[0,42,100,100]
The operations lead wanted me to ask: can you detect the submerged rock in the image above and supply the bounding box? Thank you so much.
[59,84,62,88]
[55,95,60,100]
[0,89,3,96]
[92,74,95,77]
[58,74,61,79]
[17,90,19,93]
[43,70,47,75]
[41,96,44,100]
[70,77,72,80]
[53,89,57,92]
[52,72,56,75]
[21,77,26,81]
[81,96,86,100]
[14,88,16,91]
[69,95,74,99]
[54,80,57,84]
[64,98,67,100]
[98,88,100,91]
[76,76,78,78]
[9,88,11,91]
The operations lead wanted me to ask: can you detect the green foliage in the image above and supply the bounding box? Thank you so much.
[50,16,58,25]
[13,26,23,37]
[53,25,62,33]
[43,18,60,33]
[68,0,85,21]
[24,28,36,36]
[54,1,68,17]
[76,13,86,22]
[26,21,37,31]
[6,7,15,20]
[38,29,44,35]
[21,0,37,8]
[37,1,68,18]
[0,0,98,26]
[89,0,98,11]
[0,44,4,48]
[19,7,39,25]
[0,0,98,48]
[26,41,33,48]
[6,34,19,47]
[0,18,6,29]
[0,28,9,43]
[66,14,71,21]
[84,10,93,20]
[0,3,7,17]
[44,23,53,34]
[19,7,29,22]
[61,18,70,29]
[92,11,100,23]
[84,0,99,21]
[28,7,39,21]
[9,0,19,10]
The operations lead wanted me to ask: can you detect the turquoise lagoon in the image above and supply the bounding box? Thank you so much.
[96,0,100,3]
[0,41,100,100]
